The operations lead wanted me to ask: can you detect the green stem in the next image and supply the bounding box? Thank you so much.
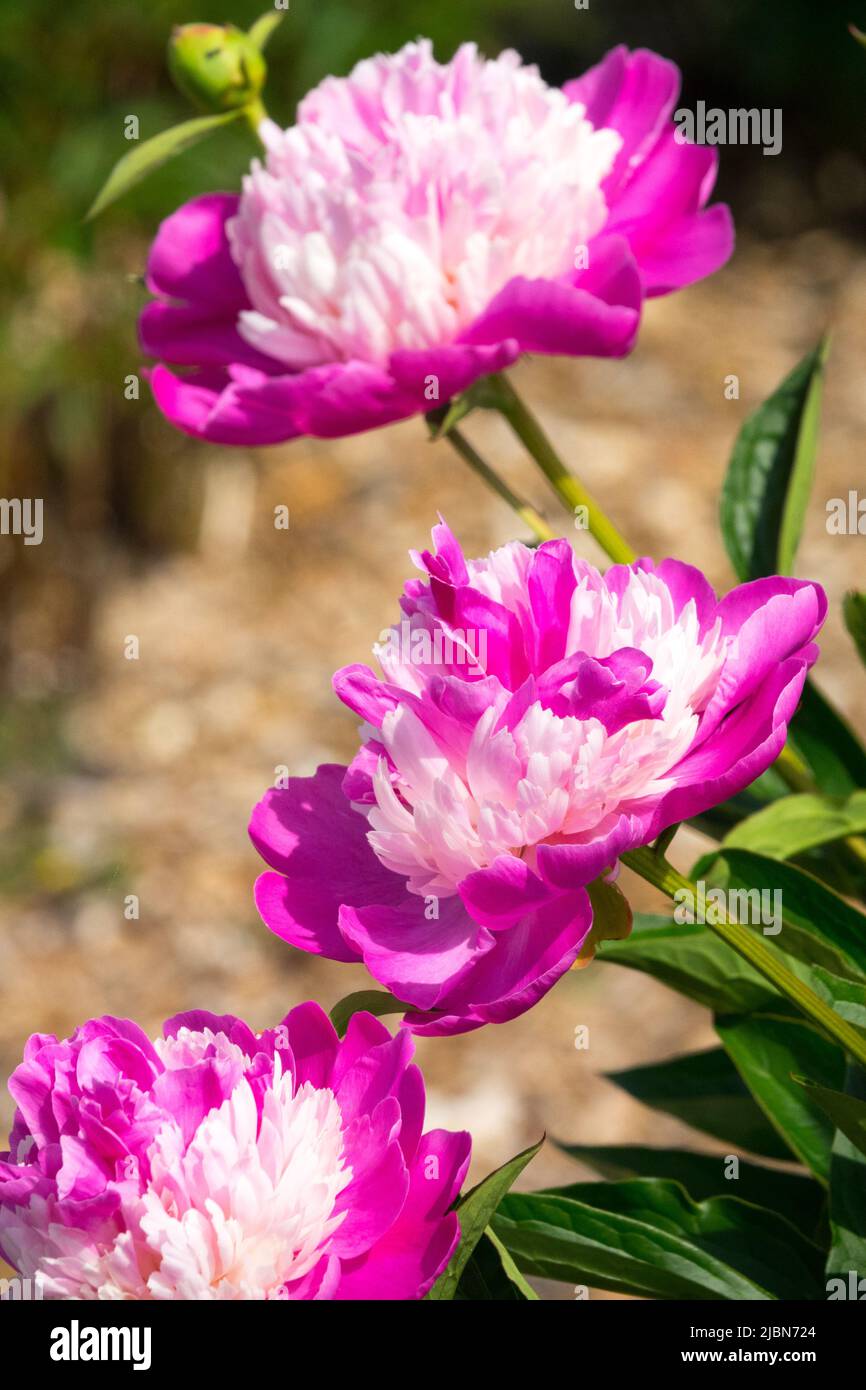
[244,97,268,142]
[842,834,866,874]
[774,743,817,794]
[487,373,637,565]
[429,417,556,545]
[622,844,866,1068]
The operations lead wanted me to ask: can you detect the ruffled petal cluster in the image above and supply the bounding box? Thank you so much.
[252,522,824,1034]
[141,41,733,444]
[0,1005,469,1299]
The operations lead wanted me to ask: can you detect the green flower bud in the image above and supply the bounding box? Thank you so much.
[168,23,266,114]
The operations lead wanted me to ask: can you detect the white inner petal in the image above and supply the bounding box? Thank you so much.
[10,1035,353,1301]
[362,559,731,896]
[227,41,620,368]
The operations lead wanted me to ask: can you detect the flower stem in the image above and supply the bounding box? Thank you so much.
[774,743,816,794]
[487,373,637,565]
[622,843,866,1068]
[427,415,556,545]
[244,97,268,138]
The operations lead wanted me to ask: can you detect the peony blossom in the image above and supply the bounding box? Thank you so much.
[141,41,733,444]
[251,522,825,1035]
[0,1004,470,1299]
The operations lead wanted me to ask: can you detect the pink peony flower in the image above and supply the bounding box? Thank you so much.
[251,522,825,1035]
[0,1004,469,1299]
[141,41,733,444]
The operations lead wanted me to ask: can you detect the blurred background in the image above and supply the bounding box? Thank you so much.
[2,0,866,1289]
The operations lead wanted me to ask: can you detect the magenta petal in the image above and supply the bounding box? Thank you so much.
[637,203,735,297]
[255,871,360,962]
[699,579,826,742]
[565,46,679,201]
[149,365,235,442]
[606,132,733,295]
[341,740,391,804]
[75,1035,159,1095]
[428,583,531,689]
[146,193,245,309]
[334,1128,470,1300]
[411,516,471,587]
[395,1064,426,1163]
[461,275,640,358]
[338,896,496,1011]
[240,359,416,439]
[139,301,276,372]
[330,1121,409,1259]
[654,556,719,632]
[331,1021,415,1128]
[459,854,556,929]
[8,1053,69,1150]
[281,1002,339,1090]
[420,888,592,1028]
[388,339,521,398]
[163,1012,258,1055]
[250,765,408,962]
[527,539,579,670]
[536,814,648,892]
[56,1135,112,1202]
[576,233,644,313]
[645,658,811,834]
[150,1058,238,1148]
[332,665,399,723]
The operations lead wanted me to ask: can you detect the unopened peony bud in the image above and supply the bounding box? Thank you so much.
[168,23,266,114]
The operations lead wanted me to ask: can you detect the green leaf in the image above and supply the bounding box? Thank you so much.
[492,1180,825,1300]
[606,1047,793,1160]
[716,849,866,980]
[789,680,866,796]
[716,1013,845,1181]
[810,968,866,1036]
[720,338,828,581]
[688,769,790,845]
[455,1228,539,1300]
[86,110,244,220]
[428,1138,543,1300]
[554,1143,825,1234]
[247,11,285,50]
[815,1064,866,1277]
[598,913,779,1014]
[328,989,408,1037]
[843,591,866,669]
[722,791,866,861]
[792,1075,866,1163]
